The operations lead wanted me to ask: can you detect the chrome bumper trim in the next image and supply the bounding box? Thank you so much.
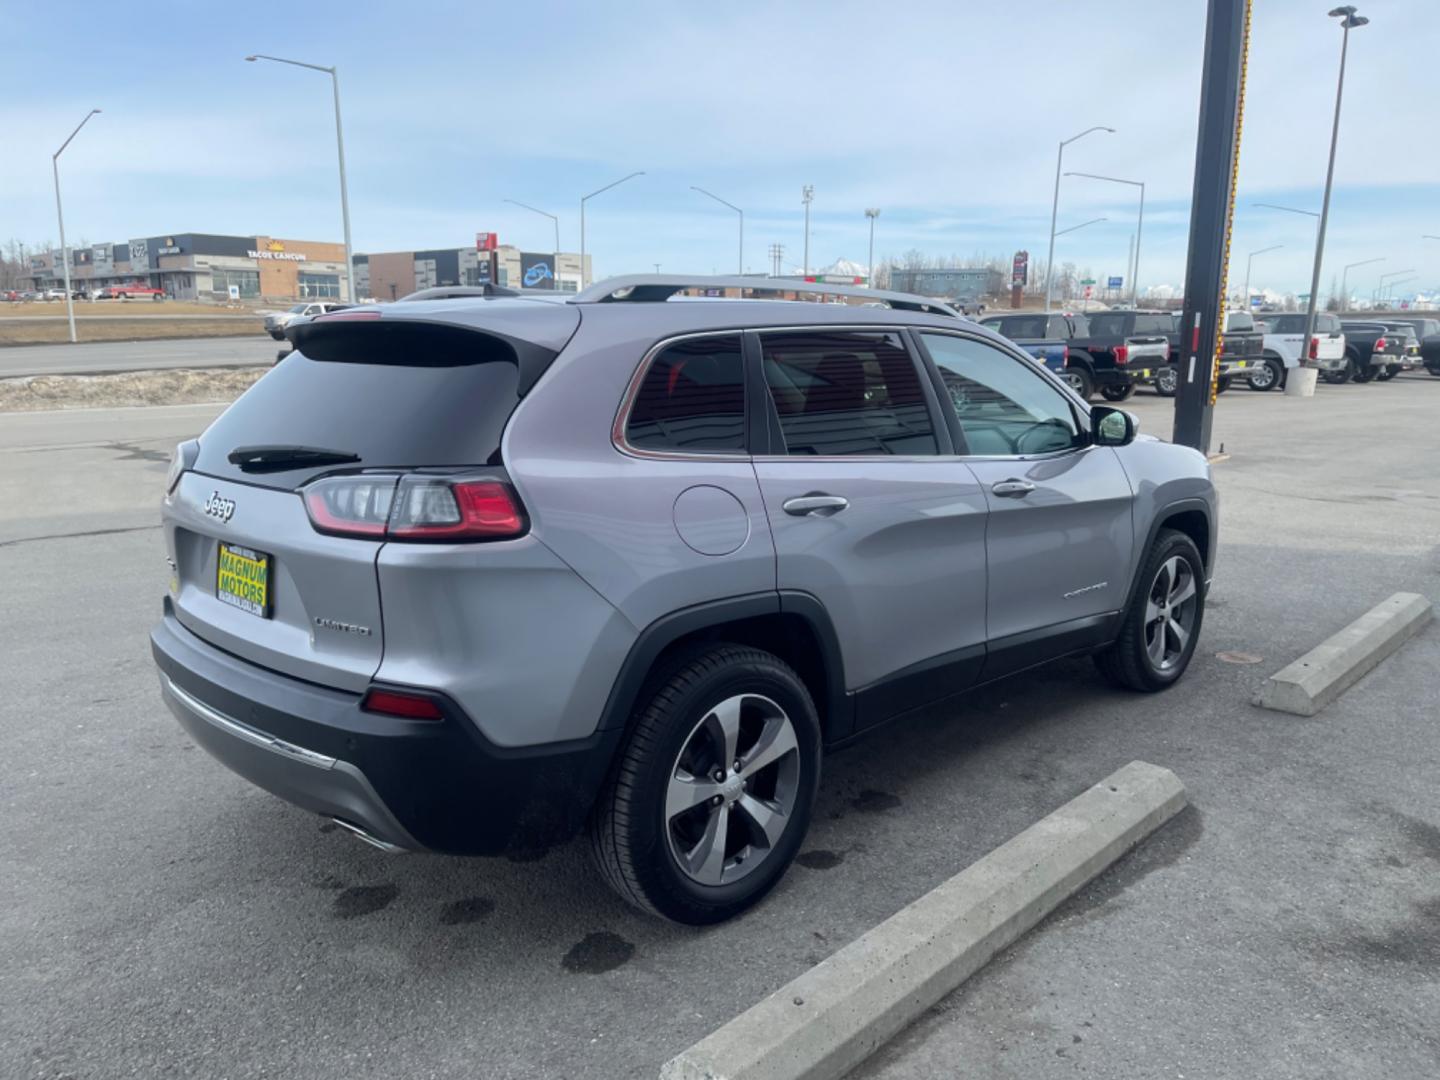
[163,675,337,770]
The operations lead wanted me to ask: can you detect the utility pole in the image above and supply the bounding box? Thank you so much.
[52,108,102,343]
[801,186,814,275]
[865,208,880,287]
[768,243,785,278]
[1044,126,1115,311]
[1174,0,1249,452]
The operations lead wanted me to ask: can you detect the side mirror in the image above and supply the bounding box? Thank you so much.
[1091,406,1137,447]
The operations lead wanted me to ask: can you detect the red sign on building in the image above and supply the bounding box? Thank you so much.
[476,232,498,252]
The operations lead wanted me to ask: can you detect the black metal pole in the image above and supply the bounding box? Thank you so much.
[1174,0,1249,453]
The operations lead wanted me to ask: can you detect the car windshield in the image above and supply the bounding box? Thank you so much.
[288,304,308,314]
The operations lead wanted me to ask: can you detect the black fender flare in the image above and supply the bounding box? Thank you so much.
[1119,498,1214,617]
[595,590,850,743]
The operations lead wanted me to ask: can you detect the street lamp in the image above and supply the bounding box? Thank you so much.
[1375,268,1415,304]
[1052,218,1107,305]
[503,199,560,287]
[864,208,881,287]
[1065,171,1144,305]
[1044,125,1115,311]
[1380,275,1416,305]
[691,186,743,275]
[52,108,101,343]
[801,186,815,275]
[579,172,644,287]
[245,54,354,302]
[1242,244,1284,311]
[1339,256,1384,312]
[1288,6,1368,396]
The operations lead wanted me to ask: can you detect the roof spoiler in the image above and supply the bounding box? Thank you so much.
[398,284,522,302]
[571,274,964,317]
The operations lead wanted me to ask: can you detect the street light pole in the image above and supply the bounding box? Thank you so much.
[246,55,354,302]
[1339,256,1383,313]
[1289,7,1368,396]
[1052,218,1107,304]
[580,171,645,288]
[801,186,814,275]
[865,208,880,287]
[1375,268,1415,306]
[503,199,561,287]
[690,187,743,275]
[1064,171,1144,305]
[1243,244,1284,311]
[1044,126,1115,312]
[52,108,101,344]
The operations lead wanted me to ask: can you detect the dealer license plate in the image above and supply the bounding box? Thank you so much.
[216,542,272,618]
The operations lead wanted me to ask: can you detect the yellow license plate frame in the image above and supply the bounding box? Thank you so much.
[216,542,272,618]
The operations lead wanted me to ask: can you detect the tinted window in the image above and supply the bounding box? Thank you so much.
[921,333,1081,456]
[1085,313,1128,338]
[1267,315,1305,333]
[761,331,937,456]
[1133,314,1171,335]
[625,334,746,453]
[1225,312,1255,332]
[995,315,1049,338]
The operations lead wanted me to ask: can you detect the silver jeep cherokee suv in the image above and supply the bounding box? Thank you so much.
[151,275,1216,924]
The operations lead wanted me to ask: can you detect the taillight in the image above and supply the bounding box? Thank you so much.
[302,474,526,542]
[361,688,443,720]
[1309,337,1318,360]
[1061,346,1069,363]
[1115,344,1129,365]
[1374,336,1387,351]
[166,439,199,495]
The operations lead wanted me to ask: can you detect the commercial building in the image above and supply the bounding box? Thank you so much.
[27,234,350,301]
[888,267,1004,304]
[355,238,590,300]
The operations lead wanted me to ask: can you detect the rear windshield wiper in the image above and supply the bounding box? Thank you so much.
[227,445,361,472]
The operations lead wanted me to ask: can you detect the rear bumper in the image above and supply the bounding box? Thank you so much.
[151,600,621,855]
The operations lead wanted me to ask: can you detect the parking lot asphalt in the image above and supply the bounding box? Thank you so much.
[0,336,276,377]
[2,377,1437,1080]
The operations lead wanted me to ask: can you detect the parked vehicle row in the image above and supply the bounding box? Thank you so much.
[1,285,168,301]
[263,301,350,340]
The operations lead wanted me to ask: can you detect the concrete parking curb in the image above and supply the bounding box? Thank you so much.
[660,761,1187,1080]
[1255,592,1432,717]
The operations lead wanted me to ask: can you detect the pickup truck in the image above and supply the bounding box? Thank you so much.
[97,284,166,300]
[1332,322,1408,383]
[975,312,1074,381]
[1059,309,1171,401]
[1384,317,1440,377]
[1154,310,1266,396]
[1378,323,1424,378]
[1249,312,1346,391]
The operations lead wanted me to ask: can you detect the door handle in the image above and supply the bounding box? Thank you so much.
[783,494,849,517]
[992,479,1036,498]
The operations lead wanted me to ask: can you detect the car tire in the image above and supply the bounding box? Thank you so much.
[1216,376,1231,393]
[1376,365,1399,381]
[1100,382,1135,402]
[1154,365,1178,397]
[1249,357,1283,391]
[1062,366,1094,401]
[268,331,286,341]
[1095,529,1206,693]
[588,643,821,925]
[1428,366,1440,378]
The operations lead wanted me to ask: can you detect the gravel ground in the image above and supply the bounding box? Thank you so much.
[0,367,266,412]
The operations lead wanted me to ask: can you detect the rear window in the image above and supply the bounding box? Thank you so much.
[623,335,746,454]
[193,323,525,489]
[1133,314,1171,334]
[1268,315,1305,333]
[996,315,1049,338]
[1085,313,1128,338]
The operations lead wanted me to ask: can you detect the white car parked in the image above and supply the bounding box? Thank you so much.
[1252,312,1346,391]
[262,301,347,340]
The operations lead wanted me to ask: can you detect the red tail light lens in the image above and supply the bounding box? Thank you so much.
[1374,336,1387,351]
[302,475,526,542]
[388,479,525,540]
[361,688,443,720]
[1309,337,1318,360]
[1115,344,1129,365]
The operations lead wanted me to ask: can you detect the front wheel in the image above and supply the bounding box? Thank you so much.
[1101,382,1135,402]
[1216,376,1232,393]
[1095,529,1205,692]
[1249,358,1283,391]
[1061,366,1094,401]
[1154,365,1178,397]
[589,644,821,924]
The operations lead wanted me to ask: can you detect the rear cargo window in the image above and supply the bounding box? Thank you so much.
[623,334,746,453]
[193,323,525,489]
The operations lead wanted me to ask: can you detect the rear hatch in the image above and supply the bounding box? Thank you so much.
[165,306,577,691]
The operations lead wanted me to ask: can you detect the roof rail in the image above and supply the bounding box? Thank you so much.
[398,283,522,302]
[571,274,963,317]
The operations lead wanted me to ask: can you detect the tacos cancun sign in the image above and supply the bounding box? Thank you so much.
[247,249,308,261]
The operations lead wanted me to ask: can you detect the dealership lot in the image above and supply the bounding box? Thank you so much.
[2,379,1437,1079]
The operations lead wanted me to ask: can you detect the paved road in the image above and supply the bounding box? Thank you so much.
[0,336,278,377]
[2,385,1438,1079]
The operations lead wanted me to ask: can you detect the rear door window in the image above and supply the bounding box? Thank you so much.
[760,331,938,456]
[623,334,746,454]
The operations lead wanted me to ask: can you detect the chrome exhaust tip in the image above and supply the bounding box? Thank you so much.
[329,817,408,854]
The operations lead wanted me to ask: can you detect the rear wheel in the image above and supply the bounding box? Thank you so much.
[1154,365,1178,397]
[1352,362,1376,383]
[1095,529,1205,692]
[589,644,821,924]
[1248,357,1283,391]
[1376,365,1400,381]
[1061,366,1094,400]
[1216,376,1231,393]
[1100,382,1135,402]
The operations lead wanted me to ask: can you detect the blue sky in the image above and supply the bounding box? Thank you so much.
[2,0,1436,298]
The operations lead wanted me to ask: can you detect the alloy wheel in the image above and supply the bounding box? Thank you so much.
[1144,555,1199,672]
[1250,362,1276,390]
[1156,367,1177,395]
[666,694,801,887]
